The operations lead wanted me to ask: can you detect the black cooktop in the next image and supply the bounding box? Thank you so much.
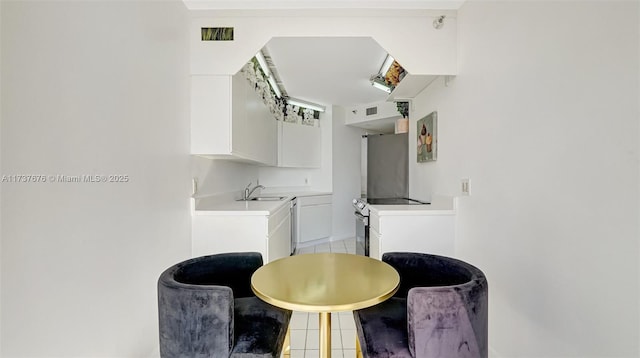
[366,197,430,205]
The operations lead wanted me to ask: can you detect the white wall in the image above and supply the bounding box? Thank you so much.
[191,156,259,198]
[331,106,366,240]
[190,9,457,76]
[1,1,191,356]
[409,1,639,356]
[0,1,3,352]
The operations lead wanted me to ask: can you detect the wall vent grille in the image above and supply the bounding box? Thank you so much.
[366,107,378,116]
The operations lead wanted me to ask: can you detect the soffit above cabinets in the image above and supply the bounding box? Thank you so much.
[345,101,403,134]
[183,1,465,10]
[352,117,397,134]
[387,75,439,102]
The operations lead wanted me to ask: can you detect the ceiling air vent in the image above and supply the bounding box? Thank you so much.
[201,27,234,41]
[366,107,378,116]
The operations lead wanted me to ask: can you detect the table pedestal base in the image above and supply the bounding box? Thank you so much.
[319,312,331,358]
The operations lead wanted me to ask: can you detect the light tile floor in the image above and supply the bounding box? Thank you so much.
[284,238,359,358]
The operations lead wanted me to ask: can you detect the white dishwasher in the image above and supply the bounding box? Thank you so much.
[297,195,332,244]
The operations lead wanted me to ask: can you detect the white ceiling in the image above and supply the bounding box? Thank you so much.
[265,37,390,107]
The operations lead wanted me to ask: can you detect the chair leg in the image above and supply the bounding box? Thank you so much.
[356,335,363,358]
[283,327,291,357]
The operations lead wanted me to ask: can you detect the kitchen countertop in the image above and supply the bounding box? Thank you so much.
[369,196,456,216]
[193,191,331,216]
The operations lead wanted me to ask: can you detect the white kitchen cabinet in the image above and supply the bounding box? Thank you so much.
[192,202,291,263]
[278,121,321,168]
[267,202,292,261]
[297,195,332,243]
[368,209,454,260]
[369,225,381,261]
[191,73,277,166]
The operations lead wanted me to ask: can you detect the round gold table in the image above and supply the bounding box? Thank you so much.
[251,253,400,358]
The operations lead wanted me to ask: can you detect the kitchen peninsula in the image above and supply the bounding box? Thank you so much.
[192,192,332,262]
[367,196,456,259]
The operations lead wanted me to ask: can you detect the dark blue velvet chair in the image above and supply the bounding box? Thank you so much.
[354,252,488,358]
[157,252,292,358]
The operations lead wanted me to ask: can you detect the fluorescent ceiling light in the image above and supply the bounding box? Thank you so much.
[255,51,283,98]
[255,51,271,77]
[379,55,395,76]
[267,76,282,98]
[371,80,392,93]
[287,98,326,112]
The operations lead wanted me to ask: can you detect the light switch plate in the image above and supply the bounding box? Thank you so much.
[461,178,470,196]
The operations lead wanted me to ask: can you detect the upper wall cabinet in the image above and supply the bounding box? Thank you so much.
[278,121,321,168]
[191,74,277,166]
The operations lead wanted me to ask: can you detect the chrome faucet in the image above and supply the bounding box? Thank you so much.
[243,182,265,200]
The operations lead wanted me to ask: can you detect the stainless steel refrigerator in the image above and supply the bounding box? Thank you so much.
[363,133,408,199]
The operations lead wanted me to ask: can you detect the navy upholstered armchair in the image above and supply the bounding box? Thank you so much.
[354,252,488,358]
[158,252,292,358]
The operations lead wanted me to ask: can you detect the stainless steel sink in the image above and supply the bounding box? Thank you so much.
[237,196,287,201]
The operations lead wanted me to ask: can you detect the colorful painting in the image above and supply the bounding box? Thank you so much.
[201,27,234,41]
[417,111,437,162]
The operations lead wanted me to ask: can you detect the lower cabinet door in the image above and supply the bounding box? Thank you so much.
[192,215,267,258]
[268,213,291,262]
[299,203,332,243]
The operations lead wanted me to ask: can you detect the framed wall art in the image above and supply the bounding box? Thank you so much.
[417,111,437,162]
